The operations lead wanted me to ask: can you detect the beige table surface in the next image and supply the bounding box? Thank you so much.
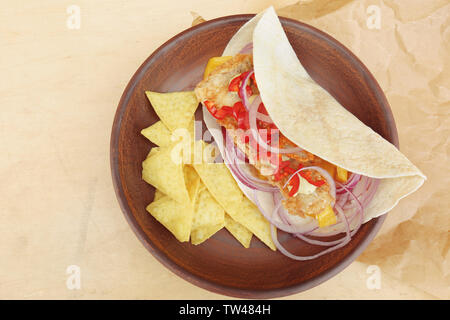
[0,0,447,299]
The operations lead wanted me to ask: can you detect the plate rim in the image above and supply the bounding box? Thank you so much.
[110,14,395,299]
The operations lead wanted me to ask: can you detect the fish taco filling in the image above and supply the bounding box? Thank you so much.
[195,53,353,226]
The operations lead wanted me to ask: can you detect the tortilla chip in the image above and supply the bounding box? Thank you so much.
[236,196,275,250]
[142,143,190,204]
[153,189,165,202]
[190,185,225,245]
[192,150,275,250]
[145,91,199,132]
[141,121,172,147]
[188,118,196,140]
[146,196,193,242]
[224,214,252,248]
[183,165,201,203]
[147,146,160,158]
[193,161,243,205]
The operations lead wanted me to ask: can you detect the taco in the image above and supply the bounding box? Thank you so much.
[195,7,425,260]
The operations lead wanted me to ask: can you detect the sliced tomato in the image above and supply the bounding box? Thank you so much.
[258,102,268,115]
[214,106,233,120]
[204,100,217,116]
[228,75,241,92]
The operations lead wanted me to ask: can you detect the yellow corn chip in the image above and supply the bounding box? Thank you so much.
[153,189,165,201]
[145,91,199,131]
[224,214,252,248]
[192,141,275,250]
[142,143,190,204]
[184,166,224,245]
[147,146,160,158]
[141,121,172,147]
[235,197,275,250]
[187,117,196,140]
[190,185,225,245]
[146,196,193,242]
[193,162,243,205]
[170,125,194,165]
[183,165,201,203]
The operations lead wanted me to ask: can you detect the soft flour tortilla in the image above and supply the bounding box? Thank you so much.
[204,6,425,224]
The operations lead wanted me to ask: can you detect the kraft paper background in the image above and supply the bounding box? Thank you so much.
[0,0,448,299]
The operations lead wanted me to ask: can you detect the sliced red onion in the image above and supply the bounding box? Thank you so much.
[225,155,277,193]
[268,170,379,260]
[254,158,377,261]
[237,71,273,124]
[336,191,349,208]
[239,42,253,54]
[277,206,291,225]
[239,164,278,191]
[234,143,248,162]
[342,177,379,210]
[240,92,273,123]
[302,186,364,239]
[350,175,369,199]
[238,71,272,123]
[239,70,254,112]
[336,181,364,229]
[336,173,361,194]
[256,112,273,123]
[275,202,319,234]
[294,204,352,246]
[361,178,380,207]
[252,189,318,234]
[306,175,378,238]
[223,130,278,193]
[270,204,351,261]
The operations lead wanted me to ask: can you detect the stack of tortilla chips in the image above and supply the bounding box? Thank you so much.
[141,91,275,249]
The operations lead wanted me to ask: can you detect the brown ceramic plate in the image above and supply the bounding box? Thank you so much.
[110,14,397,299]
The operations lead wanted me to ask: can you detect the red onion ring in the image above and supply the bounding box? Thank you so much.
[251,153,377,260]
[361,178,380,207]
[253,189,318,234]
[256,112,273,123]
[239,71,254,112]
[270,204,351,261]
[306,175,378,238]
[237,71,272,123]
[300,185,364,241]
[336,173,361,194]
[223,130,278,192]
[267,168,378,259]
[349,175,369,199]
[234,143,249,163]
[295,204,352,246]
[277,205,319,234]
[239,42,253,54]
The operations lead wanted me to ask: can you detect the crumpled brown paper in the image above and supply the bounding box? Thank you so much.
[194,0,449,299]
[278,0,449,300]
